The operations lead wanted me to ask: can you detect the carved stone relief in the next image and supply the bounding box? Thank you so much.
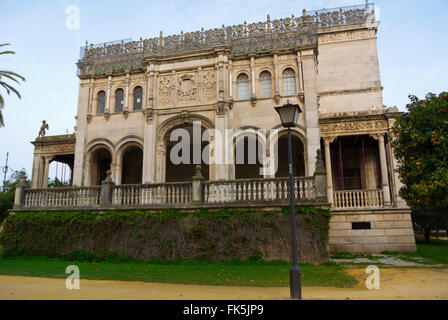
[201,71,216,100]
[177,73,198,103]
[318,30,374,44]
[158,75,171,105]
[39,143,76,155]
[320,120,388,134]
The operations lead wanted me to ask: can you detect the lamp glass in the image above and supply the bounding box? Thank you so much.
[275,104,302,127]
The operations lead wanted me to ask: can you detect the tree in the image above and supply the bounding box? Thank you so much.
[0,170,30,224]
[0,43,25,127]
[391,92,448,242]
[48,177,70,188]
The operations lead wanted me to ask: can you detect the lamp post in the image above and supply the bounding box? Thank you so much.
[274,102,302,300]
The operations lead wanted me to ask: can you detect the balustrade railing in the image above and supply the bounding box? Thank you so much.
[23,187,101,208]
[203,177,315,204]
[77,3,375,77]
[333,189,384,209]
[112,182,192,206]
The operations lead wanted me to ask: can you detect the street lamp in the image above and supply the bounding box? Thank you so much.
[274,102,302,300]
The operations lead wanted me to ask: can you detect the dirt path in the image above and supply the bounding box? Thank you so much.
[1,268,447,300]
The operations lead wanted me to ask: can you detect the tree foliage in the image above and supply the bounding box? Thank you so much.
[0,170,30,223]
[0,43,26,127]
[391,92,448,237]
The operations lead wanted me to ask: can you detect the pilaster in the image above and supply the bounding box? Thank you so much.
[301,49,320,176]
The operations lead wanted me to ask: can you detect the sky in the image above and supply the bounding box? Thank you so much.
[0,0,447,185]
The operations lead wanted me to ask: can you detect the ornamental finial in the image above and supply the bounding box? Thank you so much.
[267,14,271,32]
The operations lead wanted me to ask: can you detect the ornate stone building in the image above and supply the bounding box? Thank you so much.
[27,2,416,253]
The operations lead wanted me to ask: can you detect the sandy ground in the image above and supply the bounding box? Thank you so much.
[1,268,447,300]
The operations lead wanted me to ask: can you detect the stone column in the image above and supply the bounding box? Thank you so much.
[124,72,130,114]
[31,154,41,188]
[228,59,233,100]
[105,75,112,113]
[323,137,336,204]
[143,118,156,183]
[372,133,391,205]
[42,156,52,188]
[250,55,256,106]
[72,82,90,186]
[301,49,320,176]
[156,142,167,183]
[170,71,176,108]
[112,162,121,185]
[273,53,280,102]
[214,108,229,180]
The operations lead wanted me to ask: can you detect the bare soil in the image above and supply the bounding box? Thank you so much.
[1,268,447,300]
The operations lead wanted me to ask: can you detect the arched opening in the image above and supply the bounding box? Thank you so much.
[121,146,143,184]
[234,134,264,179]
[89,147,112,185]
[165,123,210,182]
[274,133,305,177]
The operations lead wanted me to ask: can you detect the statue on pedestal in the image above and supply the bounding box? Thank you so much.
[38,120,49,137]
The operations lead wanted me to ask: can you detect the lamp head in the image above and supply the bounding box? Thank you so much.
[274,102,302,128]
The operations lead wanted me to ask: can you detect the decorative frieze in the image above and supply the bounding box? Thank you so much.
[319,29,375,44]
[320,119,388,134]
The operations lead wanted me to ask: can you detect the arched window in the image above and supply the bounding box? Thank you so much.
[259,71,272,98]
[97,91,106,114]
[237,73,249,100]
[133,86,143,110]
[114,88,124,112]
[282,68,296,96]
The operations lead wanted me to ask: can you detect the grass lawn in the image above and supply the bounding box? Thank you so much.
[383,239,448,265]
[0,250,357,288]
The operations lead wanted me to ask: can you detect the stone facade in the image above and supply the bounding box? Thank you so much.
[29,2,416,253]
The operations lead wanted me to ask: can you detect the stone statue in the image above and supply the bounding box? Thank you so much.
[315,149,326,175]
[38,120,49,137]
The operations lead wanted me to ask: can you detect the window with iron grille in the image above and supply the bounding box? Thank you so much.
[283,68,296,96]
[237,73,249,100]
[133,86,143,110]
[259,71,272,98]
[352,222,371,230]
[97,91,106,114]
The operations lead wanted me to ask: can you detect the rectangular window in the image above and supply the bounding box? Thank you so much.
[237,82,249,100]
[283,76,296,96]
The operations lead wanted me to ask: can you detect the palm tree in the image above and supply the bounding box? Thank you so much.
[0,43,25,127]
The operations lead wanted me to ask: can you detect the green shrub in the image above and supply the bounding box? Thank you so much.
[1,207,331,263]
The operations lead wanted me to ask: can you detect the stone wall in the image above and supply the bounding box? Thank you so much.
[329,208,416,253]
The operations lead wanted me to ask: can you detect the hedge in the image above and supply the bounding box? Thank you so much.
[0,207,331,263]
